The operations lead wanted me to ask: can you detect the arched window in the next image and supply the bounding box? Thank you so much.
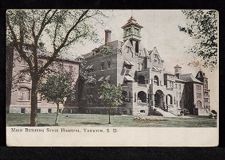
[137,91,147,103]
[18,87,30,101]
[166,94,173,105]
[154,76,159,86]
[197,100,202,109]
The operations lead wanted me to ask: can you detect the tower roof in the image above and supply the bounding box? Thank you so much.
[174,64,182,68]
[121,16,143,29]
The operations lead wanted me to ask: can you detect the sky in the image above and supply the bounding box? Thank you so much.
[65,10,219,111]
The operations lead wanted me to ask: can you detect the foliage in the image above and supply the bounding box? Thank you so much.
[98,82,123,124]
[99,82,123,108]
[179,10,218,69]
[39,72,75,125]
[39,72,75,104]
[6,9,104,125]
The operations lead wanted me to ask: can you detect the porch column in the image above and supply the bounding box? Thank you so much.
[151,94,155,107]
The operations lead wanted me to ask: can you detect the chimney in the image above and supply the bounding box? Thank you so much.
[174,65,182,78]
[105,30,111,44]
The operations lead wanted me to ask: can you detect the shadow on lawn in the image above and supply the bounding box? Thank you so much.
[14,123,54,126]
[80,122,104,125]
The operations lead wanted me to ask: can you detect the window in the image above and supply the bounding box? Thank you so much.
[107,61,111,69]
[197,100,202,108]
[168,81,173,88]
[196,84,201,91]
[140,110,145,113]
[197,93,202,98]
[122,91,128,102]
[138,63,141,71]
[204,80,208,88]
[21,108,25,113]
[126,28,131,36]
[179,84,181,90]
[48,108,52,113]
[154,76,159,86]
[59,63,63,68]
[135,41,139,53]
[69,65,73,73]
[175,84,177,89]
[37,108,41,113]
[37,93,42,101]
[38,60,43,66]
[18,87,30,101]
[134,28,139,35]
[138,75,145,84]
[134,92,136,102]
[100,62,105,70]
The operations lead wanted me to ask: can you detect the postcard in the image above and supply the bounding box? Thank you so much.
[6,9,219,146]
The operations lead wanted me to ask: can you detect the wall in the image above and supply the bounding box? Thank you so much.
[9,48,80,113]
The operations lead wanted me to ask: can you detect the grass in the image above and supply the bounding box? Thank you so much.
[6,113,217,127]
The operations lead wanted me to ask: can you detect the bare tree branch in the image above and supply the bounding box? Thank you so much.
[6,14,33,71]
[38,9,89,75]
[36,10,58,43]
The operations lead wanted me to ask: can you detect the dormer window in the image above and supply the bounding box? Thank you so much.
[101,62,105,70]
[124,60,133,69]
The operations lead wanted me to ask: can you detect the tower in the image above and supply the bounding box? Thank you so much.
[174,64,182,78]
[122,16,143,53]
[196,70,210,110]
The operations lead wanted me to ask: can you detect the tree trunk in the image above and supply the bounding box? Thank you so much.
[55,103,59,126]
[108,106,111,124]
[30,78,38,126]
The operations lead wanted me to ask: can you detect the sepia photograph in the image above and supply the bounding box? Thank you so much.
[5,9,219,146]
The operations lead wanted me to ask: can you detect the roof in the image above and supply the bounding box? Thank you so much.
[105,75,111,80]
[124,60,134,66]
[85,76,96,84]
[124,75,134,82]
[164,71,174,75]
[98,76,104,82]
[82,40,123,59]
[175,78,186,83]
[174,64,182,68]
[121,16,143,29]
[179,73,203,83]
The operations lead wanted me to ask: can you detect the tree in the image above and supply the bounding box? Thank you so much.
[178,10,218,69]
[98,82,123,124]
[39,72,75,125]
[6,9,104,126]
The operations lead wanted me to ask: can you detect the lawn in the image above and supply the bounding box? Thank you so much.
[6,113,217,127]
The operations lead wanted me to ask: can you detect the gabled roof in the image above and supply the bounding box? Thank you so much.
[179,73,203,83]
[174,64,182,68]
[121,16,143,29]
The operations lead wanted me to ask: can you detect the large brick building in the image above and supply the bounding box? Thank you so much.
[79,17,210,116]
[6,45,80,114]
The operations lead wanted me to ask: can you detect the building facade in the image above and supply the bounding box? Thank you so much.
[79,17,210,116]
[6,45,80,114]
